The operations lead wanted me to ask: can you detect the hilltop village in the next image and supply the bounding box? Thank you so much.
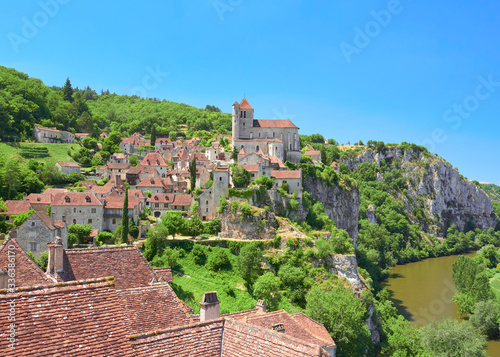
[0,98,339,356]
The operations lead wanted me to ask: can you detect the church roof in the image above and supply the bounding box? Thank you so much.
[239,97,253,109]
[233,101,240,107]
[253,119,298,129]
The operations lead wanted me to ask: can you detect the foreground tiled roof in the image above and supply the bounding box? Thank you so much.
[253,119,298,129]
[131,319,225,357]
[0,238,54,287]
[56,246,157,290]
[153,267,173,283]
[221,319,331,357]
[271,170,301,179]
[1,200,32,215]
[117,284,193,335]
[0,278,133,356]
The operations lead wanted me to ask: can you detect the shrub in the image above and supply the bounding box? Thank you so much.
[240,203,252,217]
[207,249,231,271]
[191,245,207,265]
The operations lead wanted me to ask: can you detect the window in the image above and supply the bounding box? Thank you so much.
[88,219,92,224]
[240,111,243,118]
[91,208,96,213]
[256,145,260,151]
[219,177,222,181]
[244,111,246,118]
[85,196,91,203]
[273,132,275,138]
[28,243,39,252]
[112,218,116,224]
[206,208,208,212]
[65,196,70,203]
[206,201,208,205]
[73,219,76,224]
[31,221,36,227]
[74,208,76,213]
[62,215,66,222]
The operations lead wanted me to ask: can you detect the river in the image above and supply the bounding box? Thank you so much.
[382,253,500,356]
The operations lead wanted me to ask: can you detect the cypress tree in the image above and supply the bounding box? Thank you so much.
[121,188,129,244]
[189,156,196,192]
[63,77,73,102]
[150,124,157,147]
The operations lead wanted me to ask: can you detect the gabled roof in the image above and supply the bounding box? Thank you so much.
[52,192,102,206]
[141,152,168,167]
[147,194,192,206]
[253,119,298,129]
[42,188,70,196]
[153,267,173,283]
[111,152,128,159]
[55,246,157,290]
[130,319,225,357]
[104,175,127,190]
[0,278,134,357]
[79,180,98,190]
[0,238,54,287]
[56,161,80,167]
[25,193,52,205]
[271,170,301,179]
[105,162,131,170]
[239,97,253,109]
[241,164,258,173]
[304,150,321,156]
[233,101,240,107]
[117,284,193,335]
[1,200,33,215]
[137,177,165,188]
[103,196,140,210]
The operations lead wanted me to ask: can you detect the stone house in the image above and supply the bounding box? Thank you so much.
[147,193,193,218]
[97,163,131,180]
[102,195,142,232]
[25,193,52,212]
[8,210,67,258]
[61,131,75,143]
[109,152,129,164]
[56,161,81,175]
[331,161,340,174]
[75,133,90,140]
[136,177,170,194]
[50,192,104,231]
[271,169,303,198]
[33,124,62,143]
[139,152,169,177]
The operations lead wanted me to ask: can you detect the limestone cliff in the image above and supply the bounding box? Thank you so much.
[303,176,361,246]
[342,148,498,235]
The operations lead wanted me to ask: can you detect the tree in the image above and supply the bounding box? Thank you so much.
[470,300,499,337]
[231,166,251,188]
[207,249,231,271]
[189,156,196,192]
[188,215,204,237]
[63,77,73,102]
[253,272,281,311]
[306,285,371,357]
[420,319,487,357]
[477,244,499,268]
[67,224,92,247]
[278,263,308,305]
[129,155,139,166]
[161,212,185,239]
[150,124,157,147]
[231,146,238,161]
[121,188,129,244]
[129,218,139,239]
[239,244,263,290]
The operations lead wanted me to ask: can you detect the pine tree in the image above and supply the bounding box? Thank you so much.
[121,188,129,244]
[150,124,157,147]
[63,77,73,102]
[189,157,196,192]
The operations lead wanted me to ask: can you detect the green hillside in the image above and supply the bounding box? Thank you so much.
[0,65,231,141]
[481,183,500,201]
[0,142,77,164]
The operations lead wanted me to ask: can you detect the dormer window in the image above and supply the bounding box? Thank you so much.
[156,160,160,165]
[85,196,91,203]
[65,196,70,203]
[147,160,150,165]
[154,196,158,200]
[151,179,155,184]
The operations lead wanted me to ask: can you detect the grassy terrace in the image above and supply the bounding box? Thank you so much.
[0,142,78,164]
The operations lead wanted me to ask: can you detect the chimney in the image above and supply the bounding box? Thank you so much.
[256,299,266,313]
[0,269,7,290]
[199,291,220,322]
[47,236,64,275]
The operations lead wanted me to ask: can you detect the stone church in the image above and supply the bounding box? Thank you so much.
[232,98,302,163]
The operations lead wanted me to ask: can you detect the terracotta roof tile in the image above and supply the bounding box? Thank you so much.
[103,196,140,209]
[56,246,157,290]
[117,284,193,335]
[0,278,134,357]
[51,192,102,206]
[140,152,168,167]
[241,165,258,172]
[0,238,54,287]
[1,200,33,215]
[25,193,52,205]
[239,97,253,109]
[253,119,298,129]
[137,177,166,188]
[305,150,321,156]
[56,161,80,167]
[79,180,98,189]
[153,267,173,283]
[271,170,301,179]
[105,162,131,170]
[42,188,70,196]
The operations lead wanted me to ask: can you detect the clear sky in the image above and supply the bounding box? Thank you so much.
[0,0,499,183]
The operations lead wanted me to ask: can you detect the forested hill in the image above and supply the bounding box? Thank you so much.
[481,183,500,202]
[0,65,231,141]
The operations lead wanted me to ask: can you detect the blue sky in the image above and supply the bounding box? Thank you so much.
[0,0,499,183]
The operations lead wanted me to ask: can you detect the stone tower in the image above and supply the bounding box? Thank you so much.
[232,98,254,142]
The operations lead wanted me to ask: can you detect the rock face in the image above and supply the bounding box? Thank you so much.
[219,206,277,240]
[342,148,499,234]
[327,254,363,289]
[303,177,360,246]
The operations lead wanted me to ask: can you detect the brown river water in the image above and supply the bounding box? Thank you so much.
[381,253,500,356]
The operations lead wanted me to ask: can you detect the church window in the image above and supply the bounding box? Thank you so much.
[240,111,243,118]
[244,111,246,118]
[273,132,275,138]
[256,145,260,151]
